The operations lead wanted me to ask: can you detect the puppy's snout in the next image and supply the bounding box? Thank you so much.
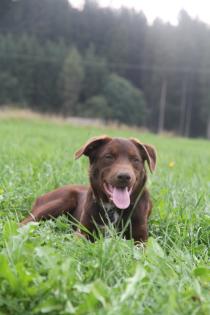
[117,172,131,183]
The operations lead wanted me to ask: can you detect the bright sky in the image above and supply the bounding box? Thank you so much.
[70,0,210,25]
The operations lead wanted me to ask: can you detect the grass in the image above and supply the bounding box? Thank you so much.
[0,115,210,315]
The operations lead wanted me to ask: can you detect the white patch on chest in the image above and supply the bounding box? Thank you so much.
[102,202,113,211]
[101,202,120,225]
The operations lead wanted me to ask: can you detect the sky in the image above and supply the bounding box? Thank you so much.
[70,0,210,25]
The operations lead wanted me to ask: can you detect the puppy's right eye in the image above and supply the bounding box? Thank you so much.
[104,154,114,161]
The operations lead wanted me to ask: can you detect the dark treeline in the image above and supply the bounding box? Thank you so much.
[0,0,210,138]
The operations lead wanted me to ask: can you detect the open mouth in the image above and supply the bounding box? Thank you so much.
[103,182,133,209]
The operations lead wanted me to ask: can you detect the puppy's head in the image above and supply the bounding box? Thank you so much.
[75,135,156,209]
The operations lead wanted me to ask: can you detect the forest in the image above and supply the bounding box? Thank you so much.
[1,0,210,138]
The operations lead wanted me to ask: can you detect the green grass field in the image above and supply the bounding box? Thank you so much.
[0,116,210,315]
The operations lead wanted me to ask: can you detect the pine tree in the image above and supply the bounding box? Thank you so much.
[59,47,84,115]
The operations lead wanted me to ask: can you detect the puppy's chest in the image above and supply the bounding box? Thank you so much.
[97,203,120,226]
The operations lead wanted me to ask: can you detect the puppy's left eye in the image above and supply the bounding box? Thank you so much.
[131,157,140,163]
[104,154,114,161]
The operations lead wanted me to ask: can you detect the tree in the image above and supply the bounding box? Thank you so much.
[144,19,176,133]
[82,95,111,120]
[0,72,19,104]
[59,47,84,115]
[82,45,108,101]
[103,74,146,126]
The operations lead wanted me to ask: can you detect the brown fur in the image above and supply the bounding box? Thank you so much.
[21,136,157,242]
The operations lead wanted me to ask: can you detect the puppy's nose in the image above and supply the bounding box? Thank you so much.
[117,172,131,182]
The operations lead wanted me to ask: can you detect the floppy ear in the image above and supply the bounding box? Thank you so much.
[75,135,112,161]
[130,138,157,172]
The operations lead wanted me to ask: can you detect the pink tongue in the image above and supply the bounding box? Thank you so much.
[112,187,130,209]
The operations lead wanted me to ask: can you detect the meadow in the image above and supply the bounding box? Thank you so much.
[0,114,209,315]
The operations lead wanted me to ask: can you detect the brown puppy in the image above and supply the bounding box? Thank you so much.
[21,136,157,242]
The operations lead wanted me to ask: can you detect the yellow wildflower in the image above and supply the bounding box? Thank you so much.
[168,161,175,168]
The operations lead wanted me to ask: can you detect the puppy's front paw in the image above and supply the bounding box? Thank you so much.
[74,230,87,239]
